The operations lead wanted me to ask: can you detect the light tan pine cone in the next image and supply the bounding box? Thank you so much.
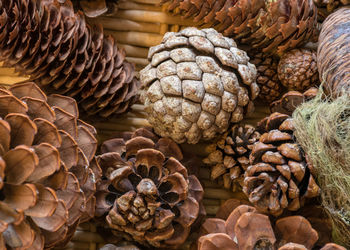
[203,124,261,192]
[140,27,259,144]
[244,113,320,216]
[0,0,140,118]
[95,128,205,249]
[0,82,101,249]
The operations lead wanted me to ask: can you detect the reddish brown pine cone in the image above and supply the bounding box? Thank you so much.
[278,49,319,92]
[0,0,140,118]
[244,113,320,216]
[95,128,205,249]
[0,82,101,249]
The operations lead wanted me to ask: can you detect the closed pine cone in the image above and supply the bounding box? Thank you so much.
[0,0,140,118]
[244,113,320,216]
[96,128,205,248]
[278,49,319,92]
[203,124,261,192]
[0,82,101,249]
[140,27,259,144]
[161,0,317,56]
[250,53,283,103]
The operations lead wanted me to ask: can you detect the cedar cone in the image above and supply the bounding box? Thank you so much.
[161,0,317,56]
[0,0,140,118]
[203,124,261,192]
[197,204,345,250]
[270,87,319,116]
[140,27,259,144]
[250,53,283,103]
[318,7,350,98]
[0,82,101,249]
[244,112,320,216]
[95,128,205,248]
[278,49,319,92]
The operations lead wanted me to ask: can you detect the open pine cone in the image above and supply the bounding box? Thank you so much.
[244,112,320,216]
[95,128,205,248]
[0,0,140,118]
[198,203,345,250]
[0,82,101,249]
[204,124,261,192]
[161,0,317,55]
[140,27,259,144]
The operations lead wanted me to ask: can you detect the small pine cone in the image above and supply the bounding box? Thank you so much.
[0,0,140,118]
[203,124,261,192]
[161,0,317,56]
[313,0,350,21]
[250,53,283,103]
[140,27,259,144]
[96,128,205,249]
[0,82,101,249]
[278,49,319,92]
[244,113,320,216]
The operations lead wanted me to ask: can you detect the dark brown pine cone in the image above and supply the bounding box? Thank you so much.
[244,113,320,216]
[203,124,261,192]
[95,128,205,249]
[0,0,140,118]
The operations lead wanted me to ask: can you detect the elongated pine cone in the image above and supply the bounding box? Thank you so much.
[244,112,320,216]
[161,0,317,55]
[203,124,261,192]
[0,0,140,117]
[140,27,259,144]
[0,82,101,249]
[278,49,319,92]
[197,203,345,250]
[250,53,283,103]
[96,128,205,248]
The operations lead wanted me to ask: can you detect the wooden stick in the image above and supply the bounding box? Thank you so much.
[118,1,162,11]
[119,44,149,58]
[126,57,149,67]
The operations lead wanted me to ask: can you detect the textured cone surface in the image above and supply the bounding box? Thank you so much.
[204,124,261,192]
[278,49,319,92]
[0,82,101,249]
[318,7,350,98]
[244,112,320,216]
[140,27,259,144]
[250,53,283,103]
[313,0,350,21]
[96,128,205,248]
[161,0,317,55]
[0,0,139,118]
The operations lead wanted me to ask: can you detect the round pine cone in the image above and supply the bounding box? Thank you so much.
[0,82,101,249]
[140,27,259,144]
[0,0,140,118]
[96,128,205,248]
[244,113,320,216]
[278,49,319,92]
[203,124,261,192]
[250,53,283,103]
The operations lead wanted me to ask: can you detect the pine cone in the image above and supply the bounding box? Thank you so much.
[198,204,345,250]
[270,87,318,116]
[96,128,205,248]
[244,112,320,216]
[203,124,261,192]
[140,27,259,144]
[100,242,140,250]
[250,53,283,103]
[161,0,317,56]
[0,0,140,118]
[0,82,101,249]
[278,49,319,92]
[313,0,350,21]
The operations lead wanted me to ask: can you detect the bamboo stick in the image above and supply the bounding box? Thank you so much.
[203,188,237,200]
[104,30,162,47]
[119,44,149,58]
[126,57,149,67]
[71,231,105,243]
[118,1,162,11]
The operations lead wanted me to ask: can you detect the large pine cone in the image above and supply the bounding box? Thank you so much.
[0,82,101,249]
[197,203,345,250]
[244,113,320,216]
[140,27,259,144]
[203,124,261,192]
[96,128,205,248]
[161,0,317,56]
[0,0,140,117]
